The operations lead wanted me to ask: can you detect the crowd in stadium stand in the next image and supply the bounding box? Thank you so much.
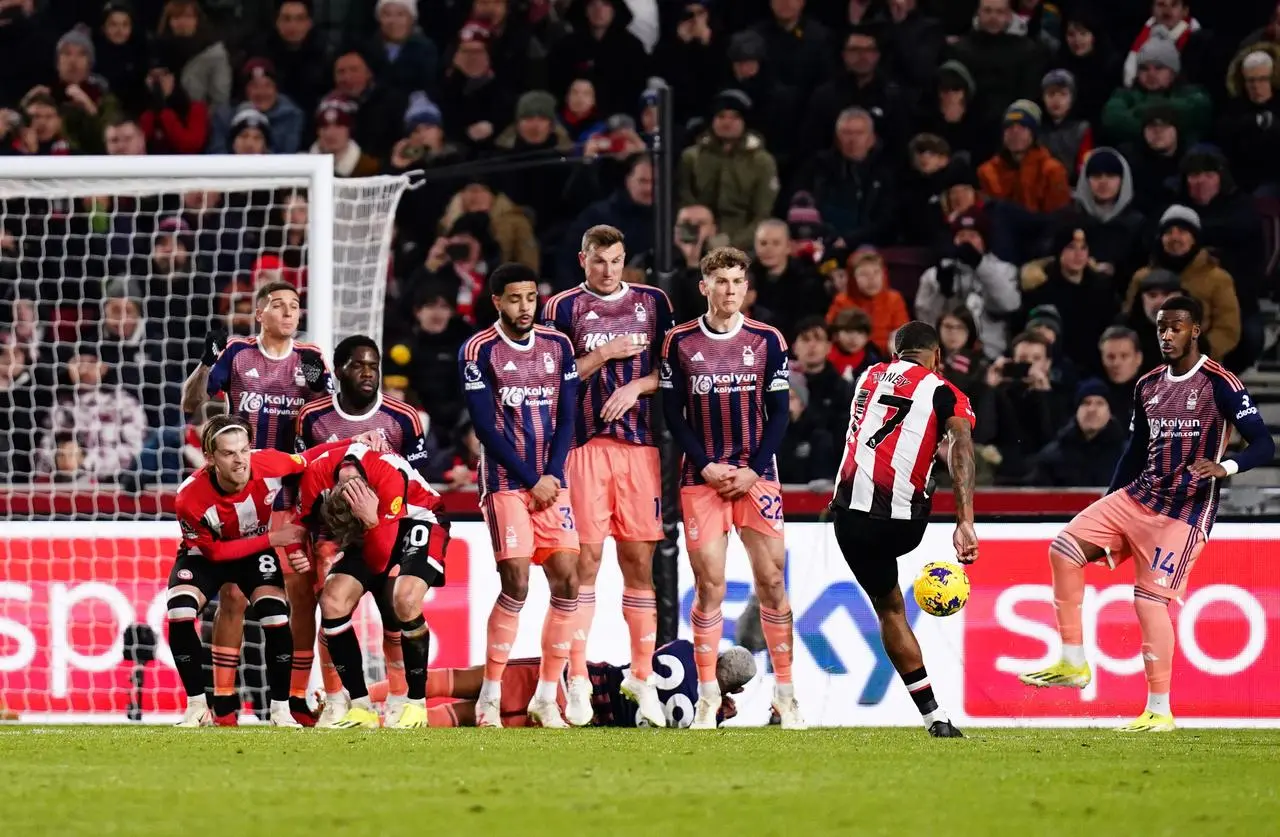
[0,0,1278,491]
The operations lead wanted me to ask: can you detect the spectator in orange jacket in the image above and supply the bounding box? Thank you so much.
[826,248,908,351]
[978,99,1072,213]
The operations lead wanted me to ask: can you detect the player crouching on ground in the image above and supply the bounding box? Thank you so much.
[1020,296,1273,731]
[167,416,361,727]
[660,246,803,729]
[295,442,449,729]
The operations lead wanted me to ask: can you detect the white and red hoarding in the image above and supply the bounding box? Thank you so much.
[1,521,1277,726]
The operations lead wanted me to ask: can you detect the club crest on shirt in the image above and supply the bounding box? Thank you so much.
[742,346,755,366]
[635,302,647,322]
[543,352,555,374]
[1186,389,1198,411]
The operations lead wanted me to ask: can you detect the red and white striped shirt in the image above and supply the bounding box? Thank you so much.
[833,360,974,520]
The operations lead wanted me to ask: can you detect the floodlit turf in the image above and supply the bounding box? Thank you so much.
[2,727,1279,836]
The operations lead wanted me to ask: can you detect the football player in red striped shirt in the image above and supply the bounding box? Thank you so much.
[294,442,448,729]
[829,321,978,737]
[166,416,360,727]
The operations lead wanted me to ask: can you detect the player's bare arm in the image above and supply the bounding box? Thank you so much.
[946,416,979,564]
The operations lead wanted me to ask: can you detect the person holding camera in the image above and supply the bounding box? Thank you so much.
[139,62,209,154]
[984,330,1072,483]
[915,207,1021,360]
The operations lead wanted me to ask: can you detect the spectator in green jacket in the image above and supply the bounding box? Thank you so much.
[1101,38,1211,146]
[677,90,780,250]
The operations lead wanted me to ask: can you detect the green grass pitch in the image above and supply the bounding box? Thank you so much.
[2,727,1278,836]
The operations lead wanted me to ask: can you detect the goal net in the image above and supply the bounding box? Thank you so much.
[0,156,409,721]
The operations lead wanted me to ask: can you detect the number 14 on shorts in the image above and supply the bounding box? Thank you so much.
[1151,547,1176,575]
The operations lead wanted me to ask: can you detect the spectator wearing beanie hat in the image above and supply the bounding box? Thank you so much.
[1101,38,1211,146]
[1039,68,1093,181]
[53,25,122,154]
[1220,45,1280,193]
[678,89,779,249]
[1125,205,1240,360]
[1121,0,1216,90]
[1019,225,1119,375]
[365,0,439,98]
[978,99,1072,214]
[916,206,1021,360]
[206,58,303,154]
[311,95,379,177]
[1057,148,1146,294]
[227,105,271,154]
[1027,377,1128,487]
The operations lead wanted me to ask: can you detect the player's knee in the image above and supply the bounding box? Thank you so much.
[753,571,786,609]
[218,586,248,617]
[252,595,290,629]
[318,588,354,620]
[392,588,422,622]
[167,593,202,623]
[695,577,726,608]
[497,562,530,601]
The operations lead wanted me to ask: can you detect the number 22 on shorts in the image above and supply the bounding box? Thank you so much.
[758,494,783,520]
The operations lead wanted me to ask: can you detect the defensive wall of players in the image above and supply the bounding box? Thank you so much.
[1,519,1276,727]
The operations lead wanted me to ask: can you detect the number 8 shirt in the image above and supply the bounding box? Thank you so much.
[833,360,974,520]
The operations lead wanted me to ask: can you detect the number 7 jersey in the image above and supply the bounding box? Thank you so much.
[833,360,974,520]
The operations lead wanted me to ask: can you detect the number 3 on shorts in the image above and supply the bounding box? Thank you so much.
[1150,547,1176,575]
[560,505,575,530]
[259,554,277,575]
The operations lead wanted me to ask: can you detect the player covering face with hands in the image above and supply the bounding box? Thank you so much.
[1021,297,1274,731]
[661,247,803,729]
[294,441,447,730]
